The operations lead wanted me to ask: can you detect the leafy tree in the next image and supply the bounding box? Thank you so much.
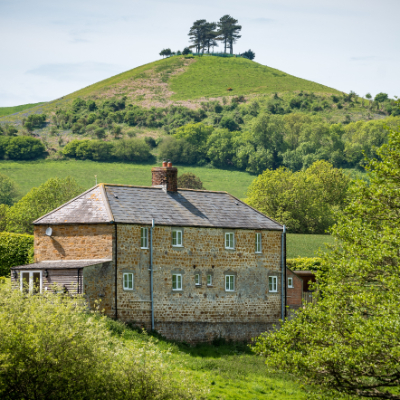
[188,20,208,53]
[177,172,205,189]
[241,49,255,60]
[158,137,200,165]
[365,93,372,99]
[23,114,46,132]
[0,174,19,206]
[1,124,18,136]
[159,48,172,58]
[207,128,238,168]
[6,177,83,234]
[182,47,191,55]
[112,139,152,162]
[0,204,8,231]
[374,92,389,103]
[217,15,242,54]
[246,161,350,233]
[253,124,400,399]
[203,22,218,53]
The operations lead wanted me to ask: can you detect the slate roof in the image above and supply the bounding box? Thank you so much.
[11,259,112,270]
[34,184,283,231]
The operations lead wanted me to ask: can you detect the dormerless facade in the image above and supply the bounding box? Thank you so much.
[11,163,290,342]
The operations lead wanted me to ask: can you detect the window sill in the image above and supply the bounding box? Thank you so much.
[172,245,184,248]
[172,289,183,292]
[225,290,235,293]
[195,284,202,288]
[255,251,262,254]
[225,247,235,250]
[141,247,149,250]
[207,285,213,288]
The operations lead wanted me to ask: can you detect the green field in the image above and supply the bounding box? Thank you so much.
[287,234,334,258]
[110,319,307,400]
[0,102,44,117]
[169,56,340,100]
[0,160,255,200]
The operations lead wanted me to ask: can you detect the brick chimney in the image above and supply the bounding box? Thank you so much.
[151,161,178,192]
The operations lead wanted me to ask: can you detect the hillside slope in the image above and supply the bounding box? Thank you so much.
[0,56,341,121]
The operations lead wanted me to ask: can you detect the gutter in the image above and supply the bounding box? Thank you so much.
[281,225,286,321]
[150,219,155,330]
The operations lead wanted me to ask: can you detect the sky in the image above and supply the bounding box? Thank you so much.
[0,0,399,107]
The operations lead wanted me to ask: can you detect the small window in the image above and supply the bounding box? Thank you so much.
[225,275,235,292]
[207,274,212,286]
[255,233,262,253]
[288,277,294,288]
[123,273,134,290]
[20,271,42,294]
[141,227,149,249]
[172,273,182,290]
[172,229,183,247]
[269,276,278,293]
[225,232,235,249]
[195,273,201,286]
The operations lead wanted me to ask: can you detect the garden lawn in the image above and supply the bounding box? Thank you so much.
[287,234,334,258]
[0,160,255,200]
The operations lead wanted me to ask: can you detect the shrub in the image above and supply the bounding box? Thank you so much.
[219,116,238,131]
[158,137,200,165]
[0,284,199,400]
[374,92,389,103]
[0,137,11,159]
[286,257,322,271]
[112,139,152,162]
[23,114,46,131]
[5,136,45,160]
[144,136,157,148]
[0,232,33,276]
[177,173,205,189]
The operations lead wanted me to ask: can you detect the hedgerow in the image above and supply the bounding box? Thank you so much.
[0,232,34,276]
[286,257,322,271]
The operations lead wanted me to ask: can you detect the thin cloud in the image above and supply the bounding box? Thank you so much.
[251,17,275,23]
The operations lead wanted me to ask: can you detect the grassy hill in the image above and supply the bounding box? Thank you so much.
[0,102,44,117]
[0,55,342,122]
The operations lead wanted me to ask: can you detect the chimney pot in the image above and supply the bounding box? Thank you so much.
[162,160,167,167]
[167,161,172,167]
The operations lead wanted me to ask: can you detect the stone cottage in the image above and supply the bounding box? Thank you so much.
[11,162,301,342]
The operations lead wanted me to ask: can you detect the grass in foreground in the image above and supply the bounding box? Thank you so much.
[0,160,255,200]
[107,319,307,400]
[287,234,334,258]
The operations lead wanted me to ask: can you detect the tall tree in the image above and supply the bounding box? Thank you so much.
[253,124,400,399]
[217,15,242,54]
[203,22,218,53]
[188,19,207,53]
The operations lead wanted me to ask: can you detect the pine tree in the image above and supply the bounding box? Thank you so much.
[217,15,242,54]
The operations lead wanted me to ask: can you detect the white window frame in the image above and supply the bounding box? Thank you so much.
[141,227,149,249]
[255,232,262,253]
[225,232,235,250]
[288,277,294,288]
[207,274,212,286]
[172,229,183,247]
[195,273,201,286]
[20,270,42,294]
[172,273,182,291]
[123,272,134,290]
[269,276,278,293]
[225,275,235,292]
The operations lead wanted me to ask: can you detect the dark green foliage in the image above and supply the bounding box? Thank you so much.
[177,172,205,189]
[159,48,172,58]
[182,47,191,55]
[0,174,19,206]
[1,124,18,136]
[158,137,200,165]
[63,139,152,163]
[0,232,33,276]
[4,137,45,160]
[374,92,389,102]
[144,136,157,148]
[220,116,238,131]
[241,49,255,60]
[23,114,46,131]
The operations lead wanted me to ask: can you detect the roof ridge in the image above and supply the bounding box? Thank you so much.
[33,185,101,224]
[104,183,227,194]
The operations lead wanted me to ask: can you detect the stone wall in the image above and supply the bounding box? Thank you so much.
[115,224,283,342]
[34,224,114,262]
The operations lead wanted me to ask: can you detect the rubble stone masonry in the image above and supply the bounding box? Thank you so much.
[116,224,283,342]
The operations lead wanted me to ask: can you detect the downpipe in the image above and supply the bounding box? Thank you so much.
[281,225,286,321]
[150,219,155,330]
